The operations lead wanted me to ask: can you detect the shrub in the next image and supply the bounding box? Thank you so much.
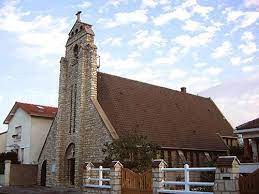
[102,134,159,173]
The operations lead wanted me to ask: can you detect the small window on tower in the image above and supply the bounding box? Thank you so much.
[73,44,79,60]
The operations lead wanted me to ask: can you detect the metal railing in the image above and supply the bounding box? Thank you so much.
[158,164,216,194]
[84,166,111,189]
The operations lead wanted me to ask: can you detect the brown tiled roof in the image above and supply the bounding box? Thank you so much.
[3,102,57,124]
[97,72,234,151]
[236,117,259,130]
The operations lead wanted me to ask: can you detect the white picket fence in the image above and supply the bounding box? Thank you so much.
[84,166,111,189]
[158,164,216,194]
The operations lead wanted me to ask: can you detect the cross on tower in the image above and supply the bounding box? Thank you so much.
[76,11,82,21]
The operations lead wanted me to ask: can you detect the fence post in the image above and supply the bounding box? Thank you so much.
[99,166,103,186]
[84,162,94,186]
[152,159,167,194]
[213,156,240,194]
[110,161,123,194]
[184,163,190,192]
[4,160,11,186]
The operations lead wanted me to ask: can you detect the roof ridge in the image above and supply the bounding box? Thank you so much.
[16,101,57,109]
[98,72,211,101]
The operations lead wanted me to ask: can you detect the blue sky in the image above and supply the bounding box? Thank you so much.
[0,0,258,132]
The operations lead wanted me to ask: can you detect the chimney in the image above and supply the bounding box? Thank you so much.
[181,87,186,93]
[76,11,82,21]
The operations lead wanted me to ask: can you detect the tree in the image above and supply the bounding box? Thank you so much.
[102,135,159,173]
[0,151,19,164]
[0,151,19,174]
[228,144,244,161]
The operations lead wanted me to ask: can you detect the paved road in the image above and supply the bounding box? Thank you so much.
[0,186,82,194]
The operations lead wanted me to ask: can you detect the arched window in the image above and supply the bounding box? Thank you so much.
[73,44,79,60]
[65,143,75,159]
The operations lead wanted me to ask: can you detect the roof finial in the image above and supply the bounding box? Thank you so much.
[76,11,82,21]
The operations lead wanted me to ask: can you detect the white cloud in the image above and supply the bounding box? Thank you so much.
[152,47,183,65]
[241,31,255,41]
[98,9,148,28]
[77,1,92,8]
[173,25,219,49]
[0,0,69,61]
[238,31,257,55]
[169,69,188,79]
[101,37,122,47]
[226,10,244,22]
[244,0,259,7]
[99,51,143,71]
[242,65,256,72]
[191,2,214,18]
[181,75,220,93]
[153,0,213,26]
[204,67,223,76]
[240,11,259,28]
[182,20,204,32]
[129,30,166,49]
[153,8,191,26]
[201,77,259,127]
[239,42,257,55]
[230,56,253,66]
[193,62,207,68]
[141,0,158,8]
[225,8,259,29]
[212,41,232,59]
[230,57,241,66]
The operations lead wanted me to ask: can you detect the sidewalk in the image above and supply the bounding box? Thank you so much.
[0,186,82,194]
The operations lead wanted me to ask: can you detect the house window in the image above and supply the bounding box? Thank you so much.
[13,126,22,141]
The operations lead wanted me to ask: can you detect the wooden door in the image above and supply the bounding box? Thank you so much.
[122,168,152,194]
[239,169,259,194]
[68,158,75,185]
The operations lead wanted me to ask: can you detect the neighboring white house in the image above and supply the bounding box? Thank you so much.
[3,102,57,164]
[0,131,7,153]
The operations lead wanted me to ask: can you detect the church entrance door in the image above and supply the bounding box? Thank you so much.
[65,143,75,186]
[68,158,75,185]
[40,160,47,186]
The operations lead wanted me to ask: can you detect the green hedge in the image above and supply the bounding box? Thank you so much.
[0,151,19,164]
[0,162,4,174]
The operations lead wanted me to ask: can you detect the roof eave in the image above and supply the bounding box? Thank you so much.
[235,128,259,134]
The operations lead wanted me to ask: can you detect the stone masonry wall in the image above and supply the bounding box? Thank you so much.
[38,117,57,186]
[39,20,114,187]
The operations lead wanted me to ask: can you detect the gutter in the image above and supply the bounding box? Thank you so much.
[234,128,259,134]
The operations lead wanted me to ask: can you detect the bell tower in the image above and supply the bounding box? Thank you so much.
[55,11,98,186]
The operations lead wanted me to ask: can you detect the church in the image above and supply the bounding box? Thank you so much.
[38,12,236,187]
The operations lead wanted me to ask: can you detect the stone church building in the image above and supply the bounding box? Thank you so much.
[38,12,236,187]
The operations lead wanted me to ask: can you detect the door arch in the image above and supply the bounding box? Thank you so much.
[40,160,47,186]
[65,143,75,185]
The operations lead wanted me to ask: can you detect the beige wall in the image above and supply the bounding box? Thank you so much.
[5,108,54,164]
[30,117,53,164]
[6,108,31,164]
[0,132,7,153]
